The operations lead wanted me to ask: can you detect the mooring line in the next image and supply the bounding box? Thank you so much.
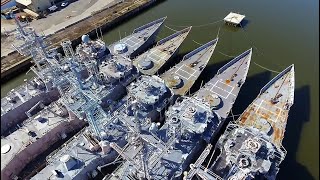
[253,62,280,73]
[165,17,281,74]
[216,26,221,38]
[164,25,179,32]
[227,113,241,119]
[230,108,236,122]
[239,23,264,57]
[192,39,203,46]
[217,50,281,73]
[217,51,236,58]
[166,19,223,28]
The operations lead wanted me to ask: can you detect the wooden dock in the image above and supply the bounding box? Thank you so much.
[223,12,245,27]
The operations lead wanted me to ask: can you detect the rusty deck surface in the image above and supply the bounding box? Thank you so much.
[238,65,295,146]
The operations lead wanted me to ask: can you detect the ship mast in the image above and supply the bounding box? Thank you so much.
[133,101,150,179]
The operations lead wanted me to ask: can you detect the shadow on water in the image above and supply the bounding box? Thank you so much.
[240,19,250,28]
[221,19,250,33]
[277,85,314,180]
[210,71,272,145]
[231,71,272,115]
[221,24,241,33]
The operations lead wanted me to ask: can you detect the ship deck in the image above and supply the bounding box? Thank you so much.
[133,26,191,75]
[194,49,252,120]
[108,17,166,56]
[1,78,46,116]
[161,39,218,96]
[237,65,295,146]
[31,134,97,180]
[1,104,68,170]
[32,99,132,179]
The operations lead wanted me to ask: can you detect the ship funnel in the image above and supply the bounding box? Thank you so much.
[149,122,158,133]
[60,155,77,171]
[99,141,111,154]
[114,43,128,54]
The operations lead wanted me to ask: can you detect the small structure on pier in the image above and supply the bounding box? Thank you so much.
[223,12,245,27]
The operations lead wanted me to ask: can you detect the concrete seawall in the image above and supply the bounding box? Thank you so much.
[1,0,163,83]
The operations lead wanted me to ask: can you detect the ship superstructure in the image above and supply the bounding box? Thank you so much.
[186,65,295,180]
[30,75,173,180]
[29,36,219,180]
[133,26,191,75]
[30,128,125,180]
[75,35,108,63]
[99,54,138,87]
[1,13,296,180]
[106,96,215,180]
[10,15,48,58]
[1,15,167,125]
[54,17,167,108]
[105,48,252,180]
[124,75,173,123]
[7,17,173,180]
[1,101,86,180]
[0,16,88,180]
[194,49,252,142]
[55,39,129,110]
[1,16,60,135]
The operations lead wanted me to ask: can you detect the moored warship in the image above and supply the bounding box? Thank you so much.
[1,16,166,180]
[133,26,192,75]
[30,37,218,180]
[1,77,59,135]
[1,17,166,121]
[1,102,86,180]
[108,17,167,58]
[194,49,252,142]
[1,16,167,124]
[161,39,218,97]
[1,13,295,180]
[55,17,167,109]
[104,48,252,180]
[186,65,295,180]
[1,16,60,135]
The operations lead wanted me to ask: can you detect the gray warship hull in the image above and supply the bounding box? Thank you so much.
[186,65,295,180]
[1,16,167,180]
[1,79,60,135]
[134,26,192,76]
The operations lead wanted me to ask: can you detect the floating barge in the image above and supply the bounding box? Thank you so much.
[223,12,245,27]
